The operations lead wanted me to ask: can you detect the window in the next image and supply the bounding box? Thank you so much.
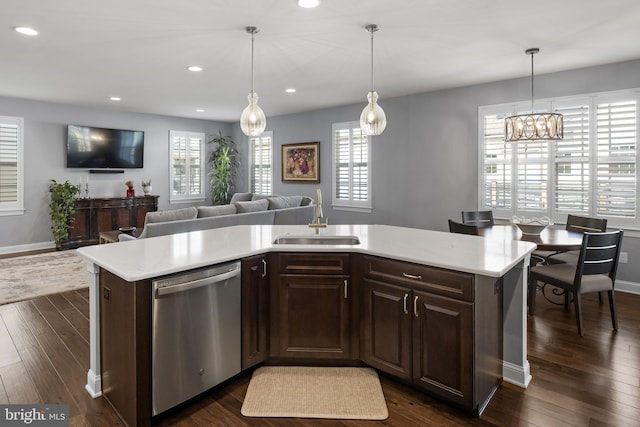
[0,116,24,216]
[479,89,639,228]
[169,130,205,202]
[249,131,272,194]
[332,121,372,212]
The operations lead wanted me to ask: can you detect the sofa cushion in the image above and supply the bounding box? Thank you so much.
[300,196,313,206]
[251,193,275,201]
[197,204,237,218]
[234,199,269,213]
[230,192,253,203]
[144,206,198,225]
[268,195,303,210]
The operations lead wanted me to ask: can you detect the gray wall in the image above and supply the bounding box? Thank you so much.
[1,58,639,284]
[0,96,230,250]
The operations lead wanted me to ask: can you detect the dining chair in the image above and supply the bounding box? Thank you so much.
[528,230,623,336]
[448,219,479,235]
[461,211,494,227]
[535,215,608,264]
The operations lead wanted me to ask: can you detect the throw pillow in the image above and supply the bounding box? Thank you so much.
[144,206,198,225]
[300,196,313,206]
[268,196,303,210]
[197,204,237,218]
[234,199,269,213]
[251,193,276,201]
[230,192,253,203]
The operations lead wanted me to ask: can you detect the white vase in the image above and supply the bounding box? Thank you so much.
[142,185,152,195]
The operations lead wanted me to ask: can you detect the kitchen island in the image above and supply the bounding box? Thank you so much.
[78,224,535,423]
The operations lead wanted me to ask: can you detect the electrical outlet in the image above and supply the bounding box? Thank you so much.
[619,252,628,264]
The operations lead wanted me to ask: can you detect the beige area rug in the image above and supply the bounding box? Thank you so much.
[241,366,388,420]
[0,250,89,305]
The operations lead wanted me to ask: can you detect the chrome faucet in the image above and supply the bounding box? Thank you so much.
[308,189,327,234]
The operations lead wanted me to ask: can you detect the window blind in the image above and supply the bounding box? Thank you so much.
[169,130,204,201]
[0,122,19,203]
[332,122,371,211]
[250,132,272,194]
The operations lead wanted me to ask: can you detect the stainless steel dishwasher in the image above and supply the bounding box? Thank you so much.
[151,261,241,416]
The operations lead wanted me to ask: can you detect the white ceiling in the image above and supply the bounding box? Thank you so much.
[2,0,640,122]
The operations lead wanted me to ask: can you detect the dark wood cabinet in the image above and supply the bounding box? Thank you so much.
[270,253,355,360]
[241,255,270,370]
[64,196,158,249]
[361,255,502,413]
[100,269,152,427]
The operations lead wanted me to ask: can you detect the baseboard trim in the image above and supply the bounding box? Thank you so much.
[616,280,640,295]
[86,370,102,398]
[0,241,56,255]
[503,360,531,389]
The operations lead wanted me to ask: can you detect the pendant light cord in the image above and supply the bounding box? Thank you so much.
[370,28,374,93]
[530,51,534,113]
[251,30,255,94]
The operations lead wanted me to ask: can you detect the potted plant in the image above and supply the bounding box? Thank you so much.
[207,130,239,205]
[48,179,80,248]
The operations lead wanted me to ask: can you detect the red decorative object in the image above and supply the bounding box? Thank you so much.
[126,180,135,197]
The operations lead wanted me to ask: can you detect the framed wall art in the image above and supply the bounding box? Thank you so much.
[281,141,320,182]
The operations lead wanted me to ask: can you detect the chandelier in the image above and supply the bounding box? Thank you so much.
[504,48,563,142]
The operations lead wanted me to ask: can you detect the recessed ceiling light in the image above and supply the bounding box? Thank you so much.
[110,97,121,101]
[15,27,38,36]
[196,109,205,113]
[298,0,320,8]
[285,88,297,93]
[188,65,203,72]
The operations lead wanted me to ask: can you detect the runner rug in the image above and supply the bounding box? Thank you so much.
[241,366,388,420]
[0,250,89,305]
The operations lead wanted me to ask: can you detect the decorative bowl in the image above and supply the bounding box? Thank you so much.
[511,216,553,235]
[118,226,136,235]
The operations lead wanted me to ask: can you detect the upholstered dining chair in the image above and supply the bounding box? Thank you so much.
[461,210,494,227]
[448,219,479,235]
[528,230,623,336]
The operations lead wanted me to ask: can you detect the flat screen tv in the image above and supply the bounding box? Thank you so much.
[66,124,144,169]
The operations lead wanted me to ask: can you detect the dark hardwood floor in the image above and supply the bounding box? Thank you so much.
[0,286,638,426]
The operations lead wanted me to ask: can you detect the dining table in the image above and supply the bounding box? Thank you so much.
[477,224,584,252]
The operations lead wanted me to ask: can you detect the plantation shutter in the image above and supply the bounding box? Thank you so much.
[169,130,205,201]
[596,99,637,218]
[332,122,371,211]
[0,122,19,203]
[481,112,512,211]
[554,104,590,214]
[250,132,272,194]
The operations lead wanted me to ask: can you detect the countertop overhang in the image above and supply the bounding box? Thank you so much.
[77,224,536,282]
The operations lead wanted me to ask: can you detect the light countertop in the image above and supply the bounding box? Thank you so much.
[77,224,536,282]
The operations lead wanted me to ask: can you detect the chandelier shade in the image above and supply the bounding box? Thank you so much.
[504,48,563,142]
[240,26,266,137]
[360,24,386,136]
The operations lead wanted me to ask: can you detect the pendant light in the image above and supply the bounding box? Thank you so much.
[504,48,563,142]
[240,26,266,137]
[359,24,387,136]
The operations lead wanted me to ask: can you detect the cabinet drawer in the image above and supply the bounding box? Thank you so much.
[363,255,473,302]
[278,253,350,275]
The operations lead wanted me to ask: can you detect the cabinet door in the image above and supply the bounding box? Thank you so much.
[241,255,269,369]
[277,275,350,359]
[412,289,473,409]
[362,278,412,380]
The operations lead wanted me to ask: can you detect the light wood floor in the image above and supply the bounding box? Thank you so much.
[0,287,638,426]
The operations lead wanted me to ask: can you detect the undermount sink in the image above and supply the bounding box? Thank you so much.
[272,235,360,245]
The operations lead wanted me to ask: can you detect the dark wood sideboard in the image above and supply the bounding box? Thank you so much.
[62,196,159,249]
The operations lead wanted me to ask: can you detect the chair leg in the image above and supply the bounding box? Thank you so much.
[608,290,618,331]
[598,291,603,304]
[573,291,584,336]
[528,278,537,315]
[564,291,570,310]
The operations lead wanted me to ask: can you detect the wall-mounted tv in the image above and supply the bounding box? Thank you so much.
[66,124,144,169]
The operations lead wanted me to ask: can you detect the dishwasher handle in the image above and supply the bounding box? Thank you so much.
[154,268,240,297]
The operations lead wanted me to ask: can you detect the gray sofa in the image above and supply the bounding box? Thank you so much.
[119,193,314,241]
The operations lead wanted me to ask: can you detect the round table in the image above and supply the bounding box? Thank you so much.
[478,224,584,251]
